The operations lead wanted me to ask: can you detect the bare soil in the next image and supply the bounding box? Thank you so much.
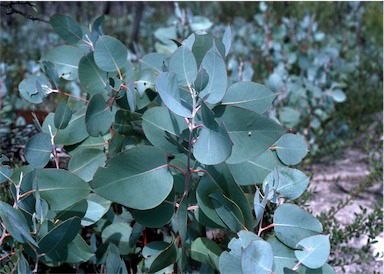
[306,145,383,273]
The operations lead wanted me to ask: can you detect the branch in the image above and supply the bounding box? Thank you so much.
[0,2,49,23]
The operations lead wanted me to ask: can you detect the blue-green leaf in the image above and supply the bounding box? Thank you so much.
[102,223,132,255]
[81,193,111,226]
[94,35,128,72]
[142,106,188,153]
[54,100,73,129]
[215,106,285,164]
[19,74,52,104]
[295,235,330,269]
[222,82,277,113]
[41,45,83,81]
[241,239,274,274]
[79,52,108,95]
[156,72,193,118]
[275,133,308,166]
[93,146,173,210]
[68,148,106,182]
[191,237,222,269]
[222,25,232,57]
[199,44,227,104]
[274,204,323,248]
[24,133,52,168]
[85,94,113,137]
[50,14,83,44]
[169,46,197,87]
[143,241,178,273]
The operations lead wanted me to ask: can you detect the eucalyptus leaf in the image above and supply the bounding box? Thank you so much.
[169,45,197,87]
[191,237,222,268]
[295,235,331,269]
[41,45,83,80]
[54,100,73,129]
[24,133,52,168]
[93,146,173,210]
[222,82,277,114]
[78,52,108,95]
[19,74,52,104]
[222,25,232,57]
[274,204,323,248]
[50,14,83,44]
[34,169,91,212]
[156,72,193,118]
[85,94,113,137]
[68,148,106,182]
[102,222,132,255]
[275,133,308,166]
[94,35,128,72]
[241,239,274,274]
[142,241,177,273]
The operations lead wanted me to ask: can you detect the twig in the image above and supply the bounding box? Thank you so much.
[0,2,49,23]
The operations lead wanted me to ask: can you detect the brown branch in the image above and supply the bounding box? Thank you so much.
[0,2,49,23]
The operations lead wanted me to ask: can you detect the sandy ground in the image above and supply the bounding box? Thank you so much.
[307,146,383,273]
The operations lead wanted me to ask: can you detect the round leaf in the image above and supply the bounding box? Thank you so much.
[222,82,277,114]
[241,239,274,274]
[275,133,308,165]
[142,106,188,154]
[93,146,173,210]
[169,45,197,87]
[214,106,285,164]
[263,167,310,201]
[142,241,177,273]
[81,193,111,226]
[25,133,52,168]
[191,237,222,267]
[94,35,128,72]
[41,45,83,80]
[156,72,193,118]
[331,89,346,103]
[85,94,113,137]
[79,52,108,95]
[18,74,52,104]
[102,223,132,255]
[34,169,91,212]
[274,204,323,248]
[295,235,331,269]
[54,100,73,129]
[50,14,83,44]
[190,16,213,32]
[68,148,107,182]
[199,44,227,104]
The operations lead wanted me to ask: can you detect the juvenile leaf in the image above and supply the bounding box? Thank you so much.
[19,74,52,104]
[93,146,173,210]
[0,166,12,184]
[222,82,277,114]
[136,69,157,97]
[68,148,106,182]
[81,193,111,226]
[142,106,188,153]
[196,164,253,229]
[38,217,81,254]
[194,68,209,92]
[190,16,213,32]
[42,60,60,89]
[194,103,232,165]
[94,35,128,72]
[192,34,226,68]
[214,106,285,164]
[142,241,177,273]
[274,204,323,248]
[113,109,142,135]
[275,133,308,165]
[34,169,91,211]
[222,25,232,57]
[254,186,268,226]
[102,223,132,255]
[169,45,197,87]
[279,107,301,129]
[241,239,274,274]
[228,149,282,186]
[54,100,73,129]
[0,202,38,247]
[42,110,89,146]
[79,52,108,95]
[24,133,52,168]
[199,44,227,104]
[331,89,346,103]
[156,72,193,118]
[85,94,113,137]
[131,190,174,228]
[295,235,331,269]
[210,190,246,232]
[263,167,310,202]
[50,14,83,44]
[41,45,83,80]
[175,195,188,247]
[140,53,168,73]
[191,237,222,268]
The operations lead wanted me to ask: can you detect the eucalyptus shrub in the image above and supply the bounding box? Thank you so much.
[0,14,334,273]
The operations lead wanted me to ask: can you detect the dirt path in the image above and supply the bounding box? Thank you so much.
[306,146,383,273]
